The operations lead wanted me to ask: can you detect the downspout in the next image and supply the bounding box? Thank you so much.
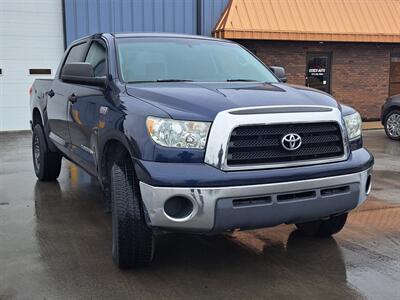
[196,0,202,35]
[61,0,67,49]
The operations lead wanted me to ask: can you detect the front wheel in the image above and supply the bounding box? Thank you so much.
[295,213,348,237]
[111,160,154,269]
[384,110,400,140]
[32,124,62,181]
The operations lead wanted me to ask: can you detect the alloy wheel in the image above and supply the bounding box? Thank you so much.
[386,113,400,138]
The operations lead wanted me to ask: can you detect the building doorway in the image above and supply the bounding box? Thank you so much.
[390,53,400,97]
[306,52,332,93]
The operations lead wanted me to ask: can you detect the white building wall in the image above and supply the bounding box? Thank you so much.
[0,0,64,131]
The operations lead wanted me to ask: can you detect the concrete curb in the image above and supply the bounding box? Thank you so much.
[363,121,383,130]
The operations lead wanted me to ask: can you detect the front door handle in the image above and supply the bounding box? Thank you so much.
[68,94,78,104]
[47,89,55,98]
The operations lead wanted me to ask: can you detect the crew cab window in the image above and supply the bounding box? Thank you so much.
[116,38,278,83]
[85,41,107,77]
[65,42,87,64]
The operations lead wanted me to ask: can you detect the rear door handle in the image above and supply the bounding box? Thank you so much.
[47,89,55,98]
[68,94,78,104]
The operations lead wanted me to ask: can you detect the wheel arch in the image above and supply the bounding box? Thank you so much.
[98,135,135,188]
[382,94,400,124]
[32,107,43,128]
[383,105,400,121]
[31,106,60,152]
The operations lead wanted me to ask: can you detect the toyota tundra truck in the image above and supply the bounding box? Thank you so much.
[30,33,374,269]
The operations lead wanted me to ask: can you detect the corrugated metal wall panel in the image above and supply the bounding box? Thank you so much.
[201,0,229,36]
[64,0,228,46]
[64,0,201,45]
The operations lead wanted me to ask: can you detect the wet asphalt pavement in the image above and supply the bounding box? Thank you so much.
[0,130,400,299]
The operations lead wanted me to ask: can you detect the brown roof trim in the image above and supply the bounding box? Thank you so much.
[214,29,400,43]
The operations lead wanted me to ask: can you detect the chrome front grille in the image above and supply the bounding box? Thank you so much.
[204,105,349,171]
[227,122,344,166]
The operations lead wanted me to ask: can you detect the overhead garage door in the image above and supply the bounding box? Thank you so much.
[0,0,64,131]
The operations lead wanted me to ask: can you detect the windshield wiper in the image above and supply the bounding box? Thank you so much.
[127,79,193,84]
[155,79,193,82]
[127,80,156,84]
[226,79,259,82]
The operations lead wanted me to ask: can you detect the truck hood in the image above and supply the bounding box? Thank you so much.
[125,82,340,121]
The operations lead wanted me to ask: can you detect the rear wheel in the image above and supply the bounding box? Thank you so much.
[111,160,154,269]
[32,124,62,181]
[295,213,348,237]
[384,110,400,140]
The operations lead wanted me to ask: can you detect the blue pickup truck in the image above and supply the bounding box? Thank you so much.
[30,33,374,269]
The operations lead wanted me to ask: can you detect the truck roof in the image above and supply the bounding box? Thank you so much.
[113,32,223,41]
[73,32,231,44]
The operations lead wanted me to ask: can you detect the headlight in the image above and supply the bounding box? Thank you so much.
[146,116,211,149]
[344,112,362,140]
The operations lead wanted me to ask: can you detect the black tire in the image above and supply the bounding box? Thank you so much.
[111,160,154,269]
[32,124,62,181]
[295,213,348,237]
[103,146,127,214]
[384,110,400,140]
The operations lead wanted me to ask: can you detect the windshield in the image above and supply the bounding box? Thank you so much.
[116,37,278,83]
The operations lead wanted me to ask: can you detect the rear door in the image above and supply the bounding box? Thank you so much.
[67,39,108,175]
[47,41,88,149]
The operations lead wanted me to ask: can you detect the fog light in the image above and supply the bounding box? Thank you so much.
[164,196,194,221]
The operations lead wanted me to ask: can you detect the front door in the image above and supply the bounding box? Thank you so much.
[306,52,332,93]
[68,86,105,176]
[389,53,400,96]
[68,40,108,175]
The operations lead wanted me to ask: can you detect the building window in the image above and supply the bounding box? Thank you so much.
[29,69,51,75]
[305,52,332,93]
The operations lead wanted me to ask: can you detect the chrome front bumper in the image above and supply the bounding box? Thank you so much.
[139,168,372,233]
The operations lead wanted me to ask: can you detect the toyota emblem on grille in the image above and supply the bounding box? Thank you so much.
[281,133,302,151]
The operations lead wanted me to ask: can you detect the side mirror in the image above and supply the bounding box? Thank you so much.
[270,66,287,83]
[61,63,106,87]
